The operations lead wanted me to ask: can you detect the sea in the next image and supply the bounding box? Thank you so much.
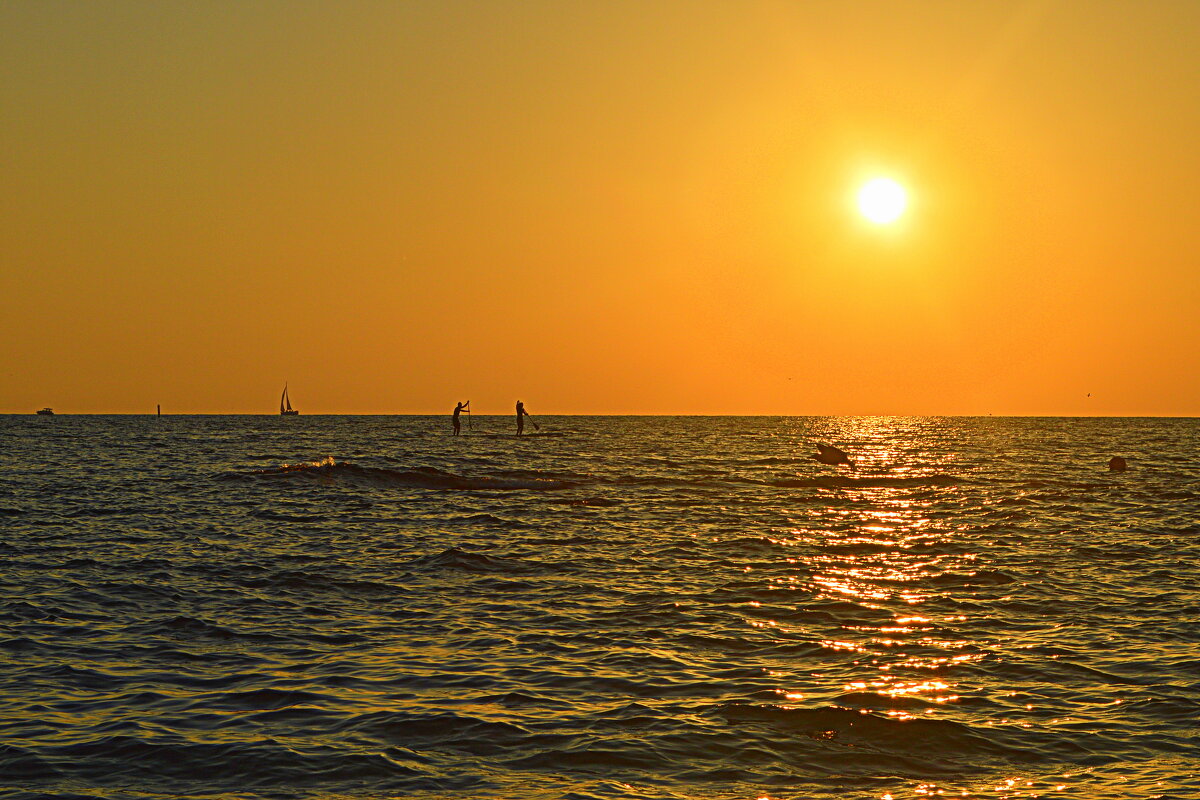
[2,415,1197,800]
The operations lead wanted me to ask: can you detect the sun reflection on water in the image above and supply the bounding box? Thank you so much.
[757,419,990,737]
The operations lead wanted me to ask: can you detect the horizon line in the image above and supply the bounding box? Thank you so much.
[4,412,1198,419]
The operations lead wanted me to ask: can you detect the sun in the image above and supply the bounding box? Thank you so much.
[857,177,907,224]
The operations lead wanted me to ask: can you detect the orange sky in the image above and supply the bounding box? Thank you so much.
[3,1,1197,415]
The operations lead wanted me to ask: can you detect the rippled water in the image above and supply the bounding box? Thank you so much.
[2,415,1198,799]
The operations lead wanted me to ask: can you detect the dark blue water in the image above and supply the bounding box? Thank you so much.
[2,415,1198,799]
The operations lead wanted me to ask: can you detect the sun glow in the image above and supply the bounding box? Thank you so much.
[857,178,908,224]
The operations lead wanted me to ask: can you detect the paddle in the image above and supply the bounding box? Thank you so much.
[466,401,472,430]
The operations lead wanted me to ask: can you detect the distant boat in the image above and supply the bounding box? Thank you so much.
[36,407,54,416]
[280,384,299,416]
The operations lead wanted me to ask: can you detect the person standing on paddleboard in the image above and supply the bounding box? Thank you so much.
[515,400,530,436]
[452,401,469,436]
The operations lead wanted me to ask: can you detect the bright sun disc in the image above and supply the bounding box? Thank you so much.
[857,178,907,224]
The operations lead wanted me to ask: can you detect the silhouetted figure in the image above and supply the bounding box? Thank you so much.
[516,400,529,436]
[452,401,469,436]
[813,443,855,469]
[1109,456,1127,472]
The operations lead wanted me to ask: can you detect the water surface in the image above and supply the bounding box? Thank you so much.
[2,415,1197,799]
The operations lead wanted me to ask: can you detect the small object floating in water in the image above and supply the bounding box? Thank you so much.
[36,407,54,415]
[813,442,855,469]
[1108,456,1127,471]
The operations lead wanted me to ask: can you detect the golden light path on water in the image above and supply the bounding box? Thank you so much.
[776,497,976,711]
[748,417,1065,799]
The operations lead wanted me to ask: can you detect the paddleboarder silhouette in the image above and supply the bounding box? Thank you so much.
[515,401,538,435]
[452,401,469,436]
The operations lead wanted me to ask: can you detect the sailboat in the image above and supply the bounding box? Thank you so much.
[280,384,299,416]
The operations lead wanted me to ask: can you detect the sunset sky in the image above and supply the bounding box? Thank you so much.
[3,1,1197,415]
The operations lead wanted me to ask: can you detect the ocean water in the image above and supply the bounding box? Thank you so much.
[2,414,1198,800]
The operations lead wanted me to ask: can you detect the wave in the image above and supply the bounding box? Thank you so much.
[468,431,570,439]
[928,569,1016,587]
[769,474,965,489]
[236,569,405,599]
[716,702,1036,762]
[194,687,333,711]
[221,459,964,494]
[222,458,574,490]
[547,496,622,507]
[133,615,292,644]
[249,508,327,523]
[41,734,430,788]
[401,547,550,575]
[0,742,62,780]
[332,709,531,746]
[439,512,531,528]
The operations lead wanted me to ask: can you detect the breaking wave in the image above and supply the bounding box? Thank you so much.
[222,458,574,490]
